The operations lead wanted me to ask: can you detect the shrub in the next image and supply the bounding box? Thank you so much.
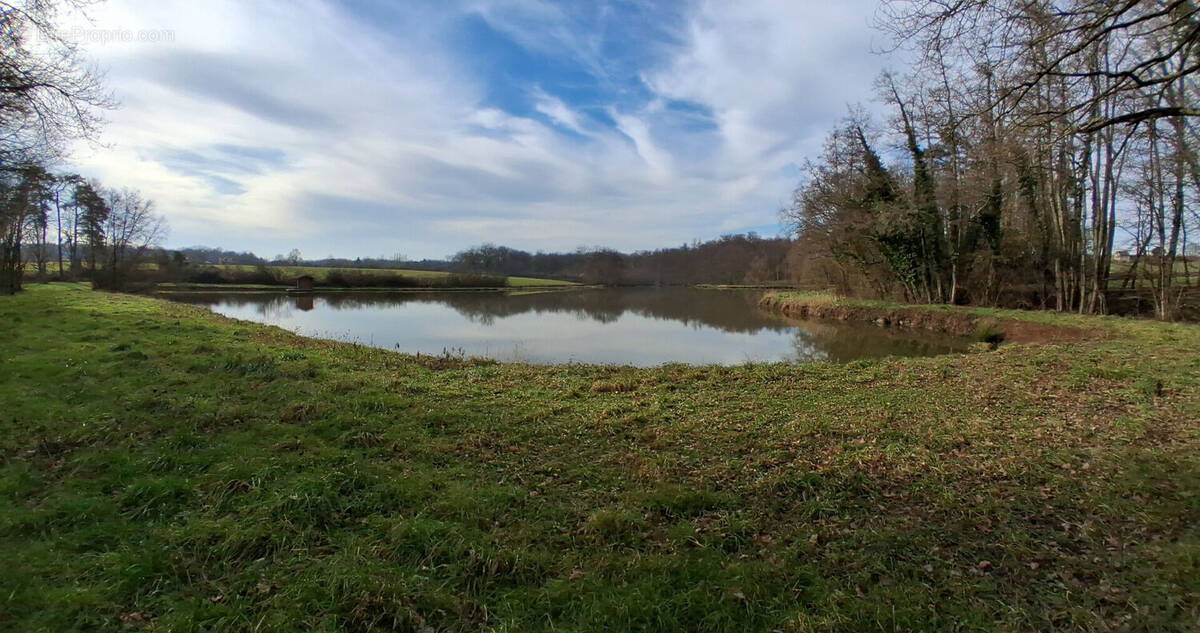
[181,266,285,286]
[326,270,420,288]
[184,268,226,284]
[439,274,507,288]
[323,270,505,288]
[972,319,1006,345]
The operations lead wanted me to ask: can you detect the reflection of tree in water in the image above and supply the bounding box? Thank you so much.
[171,293,290,316]
[788,319,971,363]
[259,298,294,321]
[427,289,799,333]
[170,289,798,334]
[168,289,973,362]
[170,292,300,321]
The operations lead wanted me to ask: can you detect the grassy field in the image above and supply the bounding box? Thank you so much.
[1,284,1197,631]
[212,264,576,288]
[1107,260,1197,289]
[21,263,576,288]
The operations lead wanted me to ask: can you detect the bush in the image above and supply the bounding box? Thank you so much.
[324,270,505,289]
[92,266,168,292]
[182,266,285,286]
[324,270,356,287]
[326,270,420,288]
[439,273,507,288]
[972,319,1006,345]
[185,268,226,284]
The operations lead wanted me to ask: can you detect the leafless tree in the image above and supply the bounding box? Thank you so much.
[96,187,166,289]
[876,0,1200,133]
[1,0,113,162]
[777,0,1199,317]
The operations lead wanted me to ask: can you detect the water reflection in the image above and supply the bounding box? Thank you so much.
[167,288,969,366]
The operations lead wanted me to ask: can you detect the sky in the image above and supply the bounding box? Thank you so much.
[62,0,891,260]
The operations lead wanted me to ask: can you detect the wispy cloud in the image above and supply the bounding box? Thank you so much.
[65,0,887,258]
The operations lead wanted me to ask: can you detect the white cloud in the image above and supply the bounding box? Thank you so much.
[611,111,673,180]
[532,89,589,136]
[62,0,889,257]
[646,0,884,165]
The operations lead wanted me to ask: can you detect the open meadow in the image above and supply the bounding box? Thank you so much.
[0,284,1196,631]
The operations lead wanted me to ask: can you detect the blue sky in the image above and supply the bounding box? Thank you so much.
[65,0,888,259]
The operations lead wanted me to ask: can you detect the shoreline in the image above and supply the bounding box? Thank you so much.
[760,291,1119,345]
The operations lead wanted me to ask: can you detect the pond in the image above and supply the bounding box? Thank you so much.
[167,288,971,366]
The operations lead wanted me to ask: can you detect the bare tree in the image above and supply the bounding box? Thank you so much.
[777,0,1196,316]
[0,0,114,162]
[876,0,1200,133]
[49,172,80,275]
[96,187,166,289]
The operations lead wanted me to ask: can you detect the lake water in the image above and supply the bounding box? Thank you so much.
[168,288,970,366]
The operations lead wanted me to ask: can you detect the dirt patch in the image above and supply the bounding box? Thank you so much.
[764,301,1107,345]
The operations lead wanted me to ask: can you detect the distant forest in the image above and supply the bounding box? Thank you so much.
[171,233,795,286]
[447,235,792,285]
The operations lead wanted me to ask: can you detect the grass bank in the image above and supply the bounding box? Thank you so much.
[2,284,1197,631]
[760,291,1125,344]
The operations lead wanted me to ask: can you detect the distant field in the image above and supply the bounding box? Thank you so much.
[1110,259,1195,275]
[21,262,112,273]
[214,264,575,287]
[1108,260,1196,289]
[20,263,576,287]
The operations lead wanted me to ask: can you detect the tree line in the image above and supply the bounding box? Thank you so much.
[2,169,166,292]
[159,234,793,287]
[1,0,165,294]
[785,0,1200,319]
[450,234,793,286]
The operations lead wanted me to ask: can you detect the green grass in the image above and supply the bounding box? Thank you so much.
[22,262,576,288]
[1,284,1197,631]
[1107,261,1196,288]
[214,264,576,287]
[22,262,155,274]
[761,290,1175,330]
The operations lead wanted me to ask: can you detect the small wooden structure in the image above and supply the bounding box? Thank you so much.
[294,274,315,292]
